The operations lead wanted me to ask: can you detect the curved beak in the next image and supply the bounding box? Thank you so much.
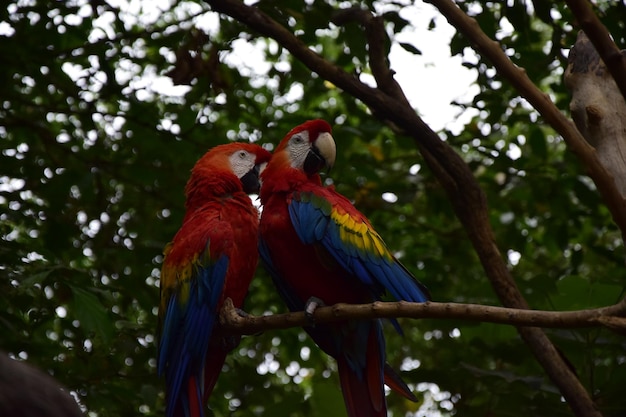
[240,163,263,194]
[304,132,336,175]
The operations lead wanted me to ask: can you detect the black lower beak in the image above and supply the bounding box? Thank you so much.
[240,164,261,194]
[304,147,326,176]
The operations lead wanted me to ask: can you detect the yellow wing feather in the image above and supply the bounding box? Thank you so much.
[331,208,392,261]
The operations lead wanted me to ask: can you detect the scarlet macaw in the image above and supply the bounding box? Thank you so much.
[259,119,430,417]
[158,143,272,417]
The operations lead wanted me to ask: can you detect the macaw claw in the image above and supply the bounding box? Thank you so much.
[304,296,326,325]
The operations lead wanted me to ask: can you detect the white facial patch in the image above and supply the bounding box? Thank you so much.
[229,150,256,179]
[288,130,311,169]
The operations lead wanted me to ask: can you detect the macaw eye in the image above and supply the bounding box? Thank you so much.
[291,134,305,144]
[238,151,248,159]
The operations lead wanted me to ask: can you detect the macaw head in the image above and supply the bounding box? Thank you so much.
[260,119,336,201]
[275,119,336,176]
[185,143,272,208]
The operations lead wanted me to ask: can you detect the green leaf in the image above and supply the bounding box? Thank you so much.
[554,276,624,310]
[310,378,348,417]
[69,285,115,345]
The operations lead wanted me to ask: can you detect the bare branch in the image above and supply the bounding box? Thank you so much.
[564,0,626,102]
[221,297,626,335]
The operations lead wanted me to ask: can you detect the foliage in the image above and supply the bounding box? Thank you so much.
[1,0,624,416]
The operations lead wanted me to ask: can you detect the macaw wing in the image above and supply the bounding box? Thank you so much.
[289,190,430,304]
[258,238,306,313]
[158,242,229,412]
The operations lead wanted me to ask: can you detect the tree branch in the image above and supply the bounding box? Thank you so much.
[331,7,412,108]
[221,297,626,335]
[564,0,626,102]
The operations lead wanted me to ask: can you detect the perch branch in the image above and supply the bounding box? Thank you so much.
[564,0,626,102]
[221,297,626,335]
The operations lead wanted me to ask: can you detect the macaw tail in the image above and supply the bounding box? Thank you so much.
[337,360,387,417]
[336,327,387,417]
[202,349,229,404]
[383,363,418,402]
[187,377,203,417]
[165,375,203,417]
[165,351,228,417]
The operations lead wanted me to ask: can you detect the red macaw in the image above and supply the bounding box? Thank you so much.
[259,119,430,417]
[158,143,272,417]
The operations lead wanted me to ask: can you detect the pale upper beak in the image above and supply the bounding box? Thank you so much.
[303,132,336,175]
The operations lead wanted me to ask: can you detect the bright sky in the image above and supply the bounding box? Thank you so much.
[222,2,480,134]
[0,1,479,133]
[388,3,479,132]
[98,0,479,134]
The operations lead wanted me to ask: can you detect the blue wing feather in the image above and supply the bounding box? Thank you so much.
[289,192,430,305]
[159,252,229,417]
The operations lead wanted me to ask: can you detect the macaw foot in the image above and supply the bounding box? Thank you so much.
[304,296,326,325]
